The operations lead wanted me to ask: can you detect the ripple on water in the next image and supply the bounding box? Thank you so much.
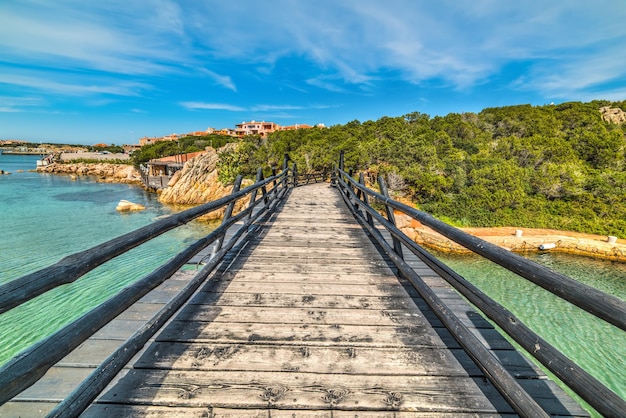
[433,249,626,404]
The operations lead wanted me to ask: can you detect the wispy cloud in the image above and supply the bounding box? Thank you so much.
[2,0,625,144]
[179,102,331,113]
[179,102,246,112]
[251,105,304,111]
[0,96,43,112]
[306,76,348,93]
[0,2,181,76]
[0,71,151,97]
[199,69,237,92]
[177,0,626,97]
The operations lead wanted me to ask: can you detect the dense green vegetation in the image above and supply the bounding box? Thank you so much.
[130,134,238,167]
[231,100,626,236]
[88,144,124,153]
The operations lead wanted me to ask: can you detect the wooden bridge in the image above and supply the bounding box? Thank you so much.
[0,157,624,417]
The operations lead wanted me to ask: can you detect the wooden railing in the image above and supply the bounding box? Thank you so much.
[0,163,294,413]
[140,173,171,189]
[335,153,626,417]
[295,170,330,186]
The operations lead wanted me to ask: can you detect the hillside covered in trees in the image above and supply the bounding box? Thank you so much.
[226,100,626,236]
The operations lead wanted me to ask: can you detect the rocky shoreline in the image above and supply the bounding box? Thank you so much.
[36,162,142,184]
[396,214,626,262]
[34,155,626,262]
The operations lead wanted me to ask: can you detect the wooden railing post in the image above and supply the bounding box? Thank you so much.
[213,175,243,256]
[358,173,374,226]
[271,167,278,189]
[292,163,298,187]
[378,175,403,259]
[247,168,264,221]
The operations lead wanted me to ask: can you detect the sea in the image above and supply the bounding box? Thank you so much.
[0,153,624,414]
[0,154,214,363]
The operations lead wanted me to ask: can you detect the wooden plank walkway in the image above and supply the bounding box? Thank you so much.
[1,183,587,417]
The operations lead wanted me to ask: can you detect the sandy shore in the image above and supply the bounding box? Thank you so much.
[396,214,626,262]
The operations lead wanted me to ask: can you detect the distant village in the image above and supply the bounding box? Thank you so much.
[1,120,323,154]
[138,120,324,146]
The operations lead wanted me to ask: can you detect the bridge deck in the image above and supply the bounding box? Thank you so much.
[2,183,587,417]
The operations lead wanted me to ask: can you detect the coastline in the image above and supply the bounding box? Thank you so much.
[35,160,142,184]
[30,155,626,262]
[397,214,626,262]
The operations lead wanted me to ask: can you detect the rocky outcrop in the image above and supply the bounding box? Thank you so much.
[600,106,626,124]
[36,162,142,184]
[158,145,251,221]
[116,200,146,212]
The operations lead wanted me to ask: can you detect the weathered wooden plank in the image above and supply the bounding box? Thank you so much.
[224,261,392,275]
[12,367,93,402]
[136,342,477,376]
[136,342,542,378]
[156,321,447,348]
[215,409,519,417]
[200,281,413,297]
[215,270,406,284]
[91,319,150,340]
[114,302,165,321]
[82,404,211,417]
[95,370,512,413]
[189,292,419,311]
[0,402,57,417]
[246,239,369,249]
[174,305,428,326]
[234,252,391,265]
[56,339,126,368]
[239,247,386,259]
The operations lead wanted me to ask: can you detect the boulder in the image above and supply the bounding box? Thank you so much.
[116,200,146,212]
[158,144,251,220]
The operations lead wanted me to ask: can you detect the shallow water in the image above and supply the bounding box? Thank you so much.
[0,154,214,364]
[432,249,626,414]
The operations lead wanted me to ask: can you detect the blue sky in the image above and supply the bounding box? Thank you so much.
[1,1,625,145]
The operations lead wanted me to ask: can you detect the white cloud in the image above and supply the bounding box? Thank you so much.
[199,69,237,92]
[0,72,151,97]
[251,105,304,112]
[179,101,331,113]
[179,102,246,112]
[178,0,626,96]
[0,96,44,112]
[1,0,625,110]
[0,2,182,76]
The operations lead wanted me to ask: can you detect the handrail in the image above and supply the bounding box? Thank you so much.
[0,164,292,407]
[339,169,626,332]
[336,164,626,417]
[336,172,548,417]
[0,169,286,314]
[47,183,291,418]
[295,170,330,185]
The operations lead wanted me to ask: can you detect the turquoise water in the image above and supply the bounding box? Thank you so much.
[0,154,214,364]
[433,250,626,415]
